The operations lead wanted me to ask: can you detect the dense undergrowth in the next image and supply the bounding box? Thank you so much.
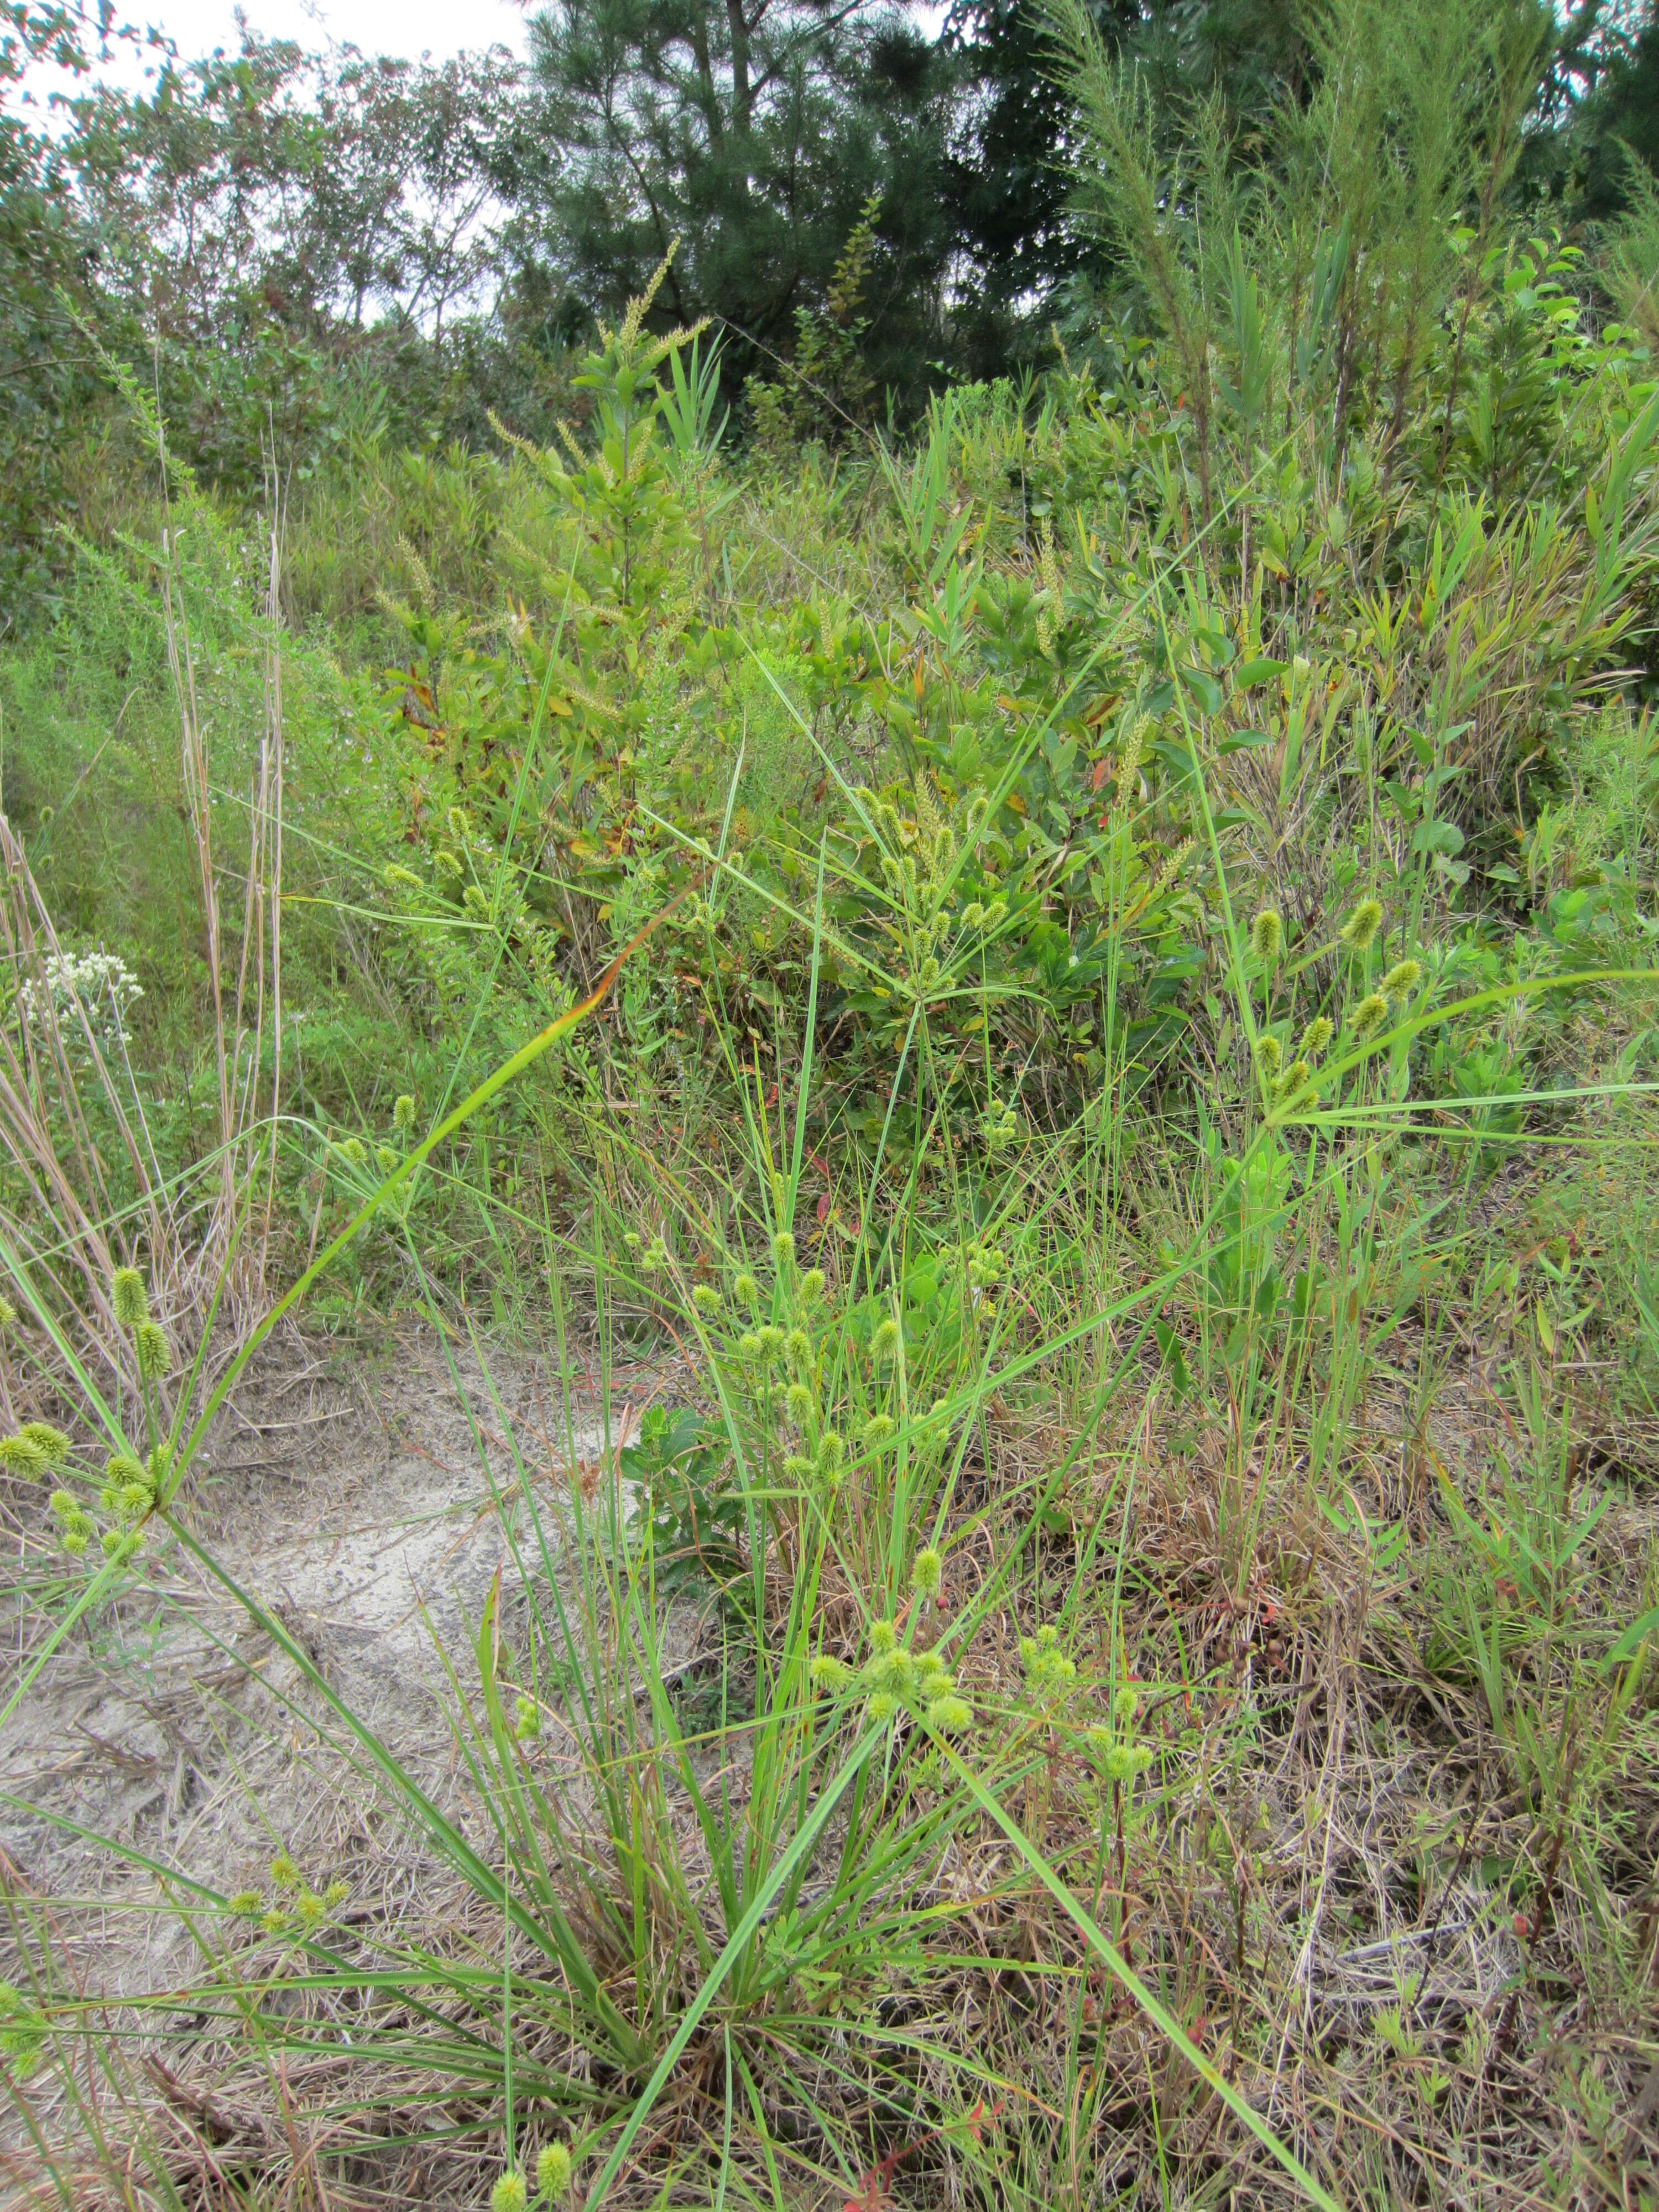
[2,2,1659,2203]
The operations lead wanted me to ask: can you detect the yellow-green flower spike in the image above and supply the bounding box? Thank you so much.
[227,1891,262,1916]
[1254,1034,1281,1080]
[869,1619,897,1657]
[135,1321,169,1379]
[1381,958,1421,1002]
[1250,908,1282,963]
[691,1284,721,1314]
[394,1093,416,1131]
[771,1230,795,1271]
[871,1317,900,1361]
[1339,898,1384,952]
[111,1268,149,1328]
[270,1853,300,1891]
[1349,991,1390,1045]
[0,1296,15,1328]
[925,1695,972,1733]
[514,1697,541,1739]
[733,1272,758,1307]
[1298,1015,1333,1060]
[536,2143,573,2198]
[0,1435,47,1479]
[19,1423,69,1465]
[911,1546,942,1598]
[491,2171,528,2212]
[798,1267,826,1306]
[809,1655,852,1695]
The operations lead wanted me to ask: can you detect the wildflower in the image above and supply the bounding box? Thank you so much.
[1114,1686,1138,1725]
[784,1453,814,1480]
[915,1651,946,1686]
[135,1321,169,1379]
[491,2172,528,2212]
[260,1910,288,1934]
[772,1230,795,1271]
[270,1853,300,1891]
[866,1693,898,1726]
[295,1891,326,1931]
[799,1267,826,1306]
[514,1697,541,1739]
[1339,898,1384,952]
[394,1093,416,1132]
[733,1271,759,1307]
[1298,1016,1333,1061]
[962,901,985,929]
[871,1317,901,1361]
[817,1431,844,1479]
[19,1423,69,1465]
[383,864,422,889]
[862,1415,894,1448]
[0,1435,47,1479]
[226,1891,262,1917]
[1349,992,1391,1045]
[324,1881,349,1908]
[757,1323,787,1360]
[911,1546,942,1599]
[984,898,1008,930]
[1254,1034,1281,1081]
[434,848,463,878]
[1273,1060,1311,1103]
[448,806,470,843]
[111,1269,149,1328]
[338,1136,368,1167]
[691,1285,722,1315]
[786,1328,811,1369]
[738,1332,763,1361]
[1250,909,1282,964]
[1381,958,1422,1003]
[376,1145,399,1175]
[118,1479,154,1520]
[810,1655,852,1695]
[48,1490,76,1521]
[925,1695,972,1733]
[537,2143,573,2198]
[869,1620,898,1658]
[61,1520,90,1556]
[103,1453,145,1504]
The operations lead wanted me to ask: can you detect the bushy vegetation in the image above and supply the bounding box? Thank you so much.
[2,0,1659,2205]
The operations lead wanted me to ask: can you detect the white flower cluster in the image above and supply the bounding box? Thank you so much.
[17,950,144,1047]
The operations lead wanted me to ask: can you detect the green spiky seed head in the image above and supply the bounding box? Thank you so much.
[1250,908,1282,963]
[462,884,491,921]
[1543,1234,1570,1268]
[911,1546,942,1598]
[1381,958,1422,1001]
[227,1891,262,1917]
[771,1230,794,1271]
[871,1317,901,1361]
[1254,1035,1281,1080]
[1273,1061,1311,1103]
[135,1321,168,1379]
[869,1619,898,1658]
[784,1453,813,1480]
[862,1415,894,1448]
[260,1910,288,1934]
[325,1880,348,1908]
[1298,1016,1333,1061]
[61,1520,90,1556]
[447,806,470,843]
[433,848,463,878]
[537,2144,573,2198]
[1114,1686,1138,1724]
[514,1697,541,1739]
[48,1490,76,1521]
[1350,992,1390,1044]
[786,1328,811,1368]
[105,1453,144,1490]
[798,1267,826,1306]
[118,1480,153,1519]
[866,1693,898,1726]
[691,1285,721,1314]
[19,1423,68,1465]
[394,1093,416,1131]
[111,1268,149,1328]
[733,1271,758,1307]
[383,863,422,889]
[339,1136,367,1167]
[295,1892,325,1931]
[1339,898,1384,952]
[810,1655,852,1695]
[0,1435,46,1479]
[962,901,985,929]
[785,1383,815,1430]
[376,1145,399,1175]
[270,1854,300,1891]
[738,1332,763,1360]
[915,1651,945,1683]
[491,2171,528,2212]
[926,1695,972,1733]
[817,1431,844,1478]
[0,1296,14,1328]
[757,1324,786,1360]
